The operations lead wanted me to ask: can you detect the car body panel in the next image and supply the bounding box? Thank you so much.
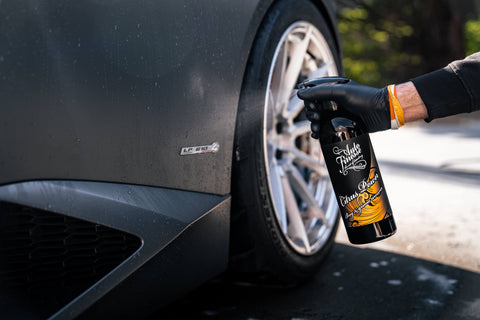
[0,0,338,195]
[0,0,263,195]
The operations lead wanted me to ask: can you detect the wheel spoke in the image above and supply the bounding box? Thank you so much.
[266,140,276,169]
[288,120,311,138]
[314,176,329,207]
[269,161,287,232]
[310,36,336,74]
[272,40,289,114]
[307,60,334,80]
[280,146,329,176]
[284,163,330,228]
[278,26,313,114]
[281,173,311,253]
[282,61,335,121]
[266,89,276,131]
[283,95,305,121]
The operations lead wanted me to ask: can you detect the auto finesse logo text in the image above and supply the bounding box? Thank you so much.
[332,142,366,175]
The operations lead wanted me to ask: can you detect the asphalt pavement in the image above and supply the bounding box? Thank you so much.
[160,244,479,320]
[158,114,480,320]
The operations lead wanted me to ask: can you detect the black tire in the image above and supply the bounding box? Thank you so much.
[230,0,342,285]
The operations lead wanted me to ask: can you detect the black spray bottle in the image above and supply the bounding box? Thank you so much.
[298,78,396,244]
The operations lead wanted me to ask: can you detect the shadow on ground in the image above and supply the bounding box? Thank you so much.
[157,244,480,320]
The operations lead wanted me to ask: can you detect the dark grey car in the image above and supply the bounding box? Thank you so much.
[0,0,342,318]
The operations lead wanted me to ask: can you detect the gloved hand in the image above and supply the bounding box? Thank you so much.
[297,77,403,137]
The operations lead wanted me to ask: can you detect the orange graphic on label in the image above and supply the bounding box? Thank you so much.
[342,167,389,227]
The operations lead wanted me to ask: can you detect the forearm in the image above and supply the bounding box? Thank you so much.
[395,81,428,123]
[410,53,480,122]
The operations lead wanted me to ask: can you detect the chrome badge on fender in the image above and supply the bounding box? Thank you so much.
[180,142,220,156]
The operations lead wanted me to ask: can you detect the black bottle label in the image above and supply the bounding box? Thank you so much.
[321,134,392,228]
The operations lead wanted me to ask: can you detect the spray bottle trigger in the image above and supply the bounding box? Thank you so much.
[296,77,350,89]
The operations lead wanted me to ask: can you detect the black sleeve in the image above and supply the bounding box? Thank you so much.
[410,52,480,122]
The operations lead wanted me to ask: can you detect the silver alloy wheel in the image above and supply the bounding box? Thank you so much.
[263,21,339,255]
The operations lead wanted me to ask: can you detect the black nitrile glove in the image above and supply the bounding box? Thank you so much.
[297,77,391,136]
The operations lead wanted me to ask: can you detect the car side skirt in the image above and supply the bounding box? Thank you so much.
[0,181,230,319]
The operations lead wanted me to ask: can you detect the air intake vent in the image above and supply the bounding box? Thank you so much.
[0,201,142,319]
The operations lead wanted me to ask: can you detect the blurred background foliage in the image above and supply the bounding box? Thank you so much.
[336,0,480,87]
